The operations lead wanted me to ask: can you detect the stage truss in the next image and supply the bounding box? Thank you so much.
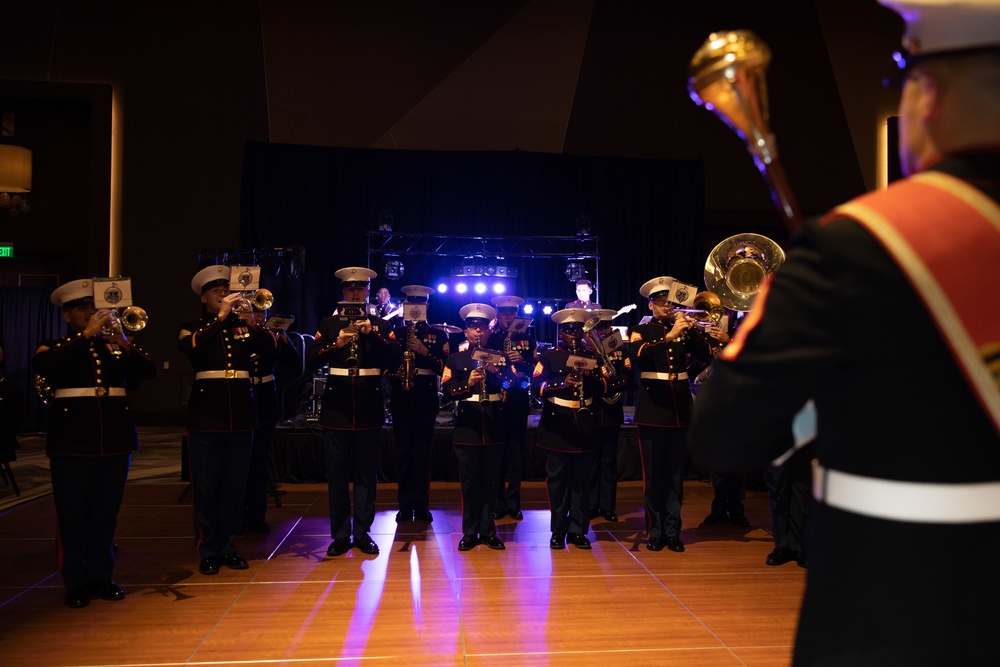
[366,231,601,301]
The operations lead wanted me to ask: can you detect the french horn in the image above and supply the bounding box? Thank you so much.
[704,233,785,312]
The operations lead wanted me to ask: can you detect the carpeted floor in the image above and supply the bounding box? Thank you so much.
[0,427,188,512]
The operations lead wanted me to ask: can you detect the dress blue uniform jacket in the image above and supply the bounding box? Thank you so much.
[34,333,155,456]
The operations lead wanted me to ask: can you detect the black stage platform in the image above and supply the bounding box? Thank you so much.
[273,410,643,485]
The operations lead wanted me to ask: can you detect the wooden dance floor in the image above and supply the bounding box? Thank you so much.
[0,430,806,666]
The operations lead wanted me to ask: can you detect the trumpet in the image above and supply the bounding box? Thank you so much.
[101,305,148,338]
[234,288,274,316]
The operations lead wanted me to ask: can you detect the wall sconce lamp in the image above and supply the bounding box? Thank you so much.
[0,145,32,217]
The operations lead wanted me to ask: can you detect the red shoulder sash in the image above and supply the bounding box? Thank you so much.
[826,171,1000,434]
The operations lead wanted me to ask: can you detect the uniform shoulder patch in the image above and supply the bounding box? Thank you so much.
[441,366,452,383]
[532,361,544,377]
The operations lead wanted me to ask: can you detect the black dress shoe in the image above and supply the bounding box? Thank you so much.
[88,581,125,601]
[223,552,249,570]
[700,513,726,526]
[665,536,685,552]
[765,547,795,566]
[199,557,221,575]
[509,509,523,520]
[65,588,90,608]
[729,515,751,528]
[458,535,479,551]
[796,553,809,569]
[395,509,413,523]
[245,520,271,534]
[327,538,351,557]
[414,509,434,522]
[491,509,506,520]
[482,534,505,550]
[646,537,665,551]
[567,533,592,550]
[355,535,379,555]
[600,509,618,522]
[549,532,566,549]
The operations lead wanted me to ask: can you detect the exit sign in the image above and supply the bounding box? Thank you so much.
[0,244,12,258]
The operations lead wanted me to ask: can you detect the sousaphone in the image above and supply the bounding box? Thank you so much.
[704,233,785,312]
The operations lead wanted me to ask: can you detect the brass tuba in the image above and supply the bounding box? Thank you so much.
[704,233,785,312]
[689,30,801,232]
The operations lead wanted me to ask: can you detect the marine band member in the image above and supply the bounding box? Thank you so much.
[387,285,449,523]
[487,295,536,520]
[178,265,272,576]
[585,309,632,523]
[441,303,509,552]
[34,279,155,608]
[306,266,394,557]
[532,308,602,549]
[629,276,715,553]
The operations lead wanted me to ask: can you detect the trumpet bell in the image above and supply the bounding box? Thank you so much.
[704,234,785,312]
[122,305,148,332]
[252,288,274,311]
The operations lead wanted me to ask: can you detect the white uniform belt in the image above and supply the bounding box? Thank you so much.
[640,371,689,381]
[252,374,276,384]
[54,387,126,398]
[813,462,1000,524]
[548,396,594,409]
[414,369,437,376]
[196,370,250,380]
[328,367,381,377]
[463,393,502,402]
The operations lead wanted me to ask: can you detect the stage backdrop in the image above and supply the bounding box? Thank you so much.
[239,142,705,340]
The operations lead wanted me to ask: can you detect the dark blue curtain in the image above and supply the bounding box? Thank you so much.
[239,142,704,343]
[0,286,64,432]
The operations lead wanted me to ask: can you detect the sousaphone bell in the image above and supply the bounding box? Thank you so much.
[704,233,785,312]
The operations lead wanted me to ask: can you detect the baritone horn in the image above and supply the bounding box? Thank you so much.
[704,233,785,312]
[689,30,801,232]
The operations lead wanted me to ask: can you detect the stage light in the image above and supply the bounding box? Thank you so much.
[492,283,505,294]
[455,283,468,294]
[474,282,487,294]
[384,257,404,280]
[523,303,534,315]
[542,304,553,315]
[436,283,448,293]
[565,261,586,282]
